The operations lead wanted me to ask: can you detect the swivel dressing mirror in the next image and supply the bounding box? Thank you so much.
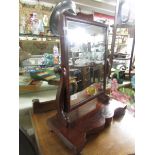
[46,14,110,154]
[60,15,108,114]
[45,2,130,154]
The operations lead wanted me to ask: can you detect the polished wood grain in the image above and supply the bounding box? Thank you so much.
[32,99,57,114]
[32,81,131,114]
[47,106,106,154]
[31,110,135,155]
[32,14,109,152]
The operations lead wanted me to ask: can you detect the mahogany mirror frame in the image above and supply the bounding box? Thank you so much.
[58,13,109,113]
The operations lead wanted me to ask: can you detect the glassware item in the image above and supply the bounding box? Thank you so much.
[43,15,48,27]
[38,19,44,34]
[53,45,59,57]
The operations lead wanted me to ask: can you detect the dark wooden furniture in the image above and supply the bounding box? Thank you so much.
[90,64,104,83]
[71,64,104,90]
[73,65,91,89]
[45,14,109,154]
[32,81,131,113]
[69,68,82,92]
[110,25,135,79]
[31,109,135,155]
[31,11,134,154]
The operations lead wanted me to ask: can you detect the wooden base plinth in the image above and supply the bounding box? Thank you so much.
[32,99,56,114]
[47,107,106,155]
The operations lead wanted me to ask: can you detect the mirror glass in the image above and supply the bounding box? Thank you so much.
[66,20,107,107]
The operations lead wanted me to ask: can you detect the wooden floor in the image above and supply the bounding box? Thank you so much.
[31,110,135,155]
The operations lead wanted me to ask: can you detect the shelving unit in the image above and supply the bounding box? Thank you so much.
[19,33,58,38]
[109,24,135,79]
[19,1,61,94]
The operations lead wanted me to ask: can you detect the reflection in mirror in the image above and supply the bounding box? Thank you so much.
[66,20,107,107]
